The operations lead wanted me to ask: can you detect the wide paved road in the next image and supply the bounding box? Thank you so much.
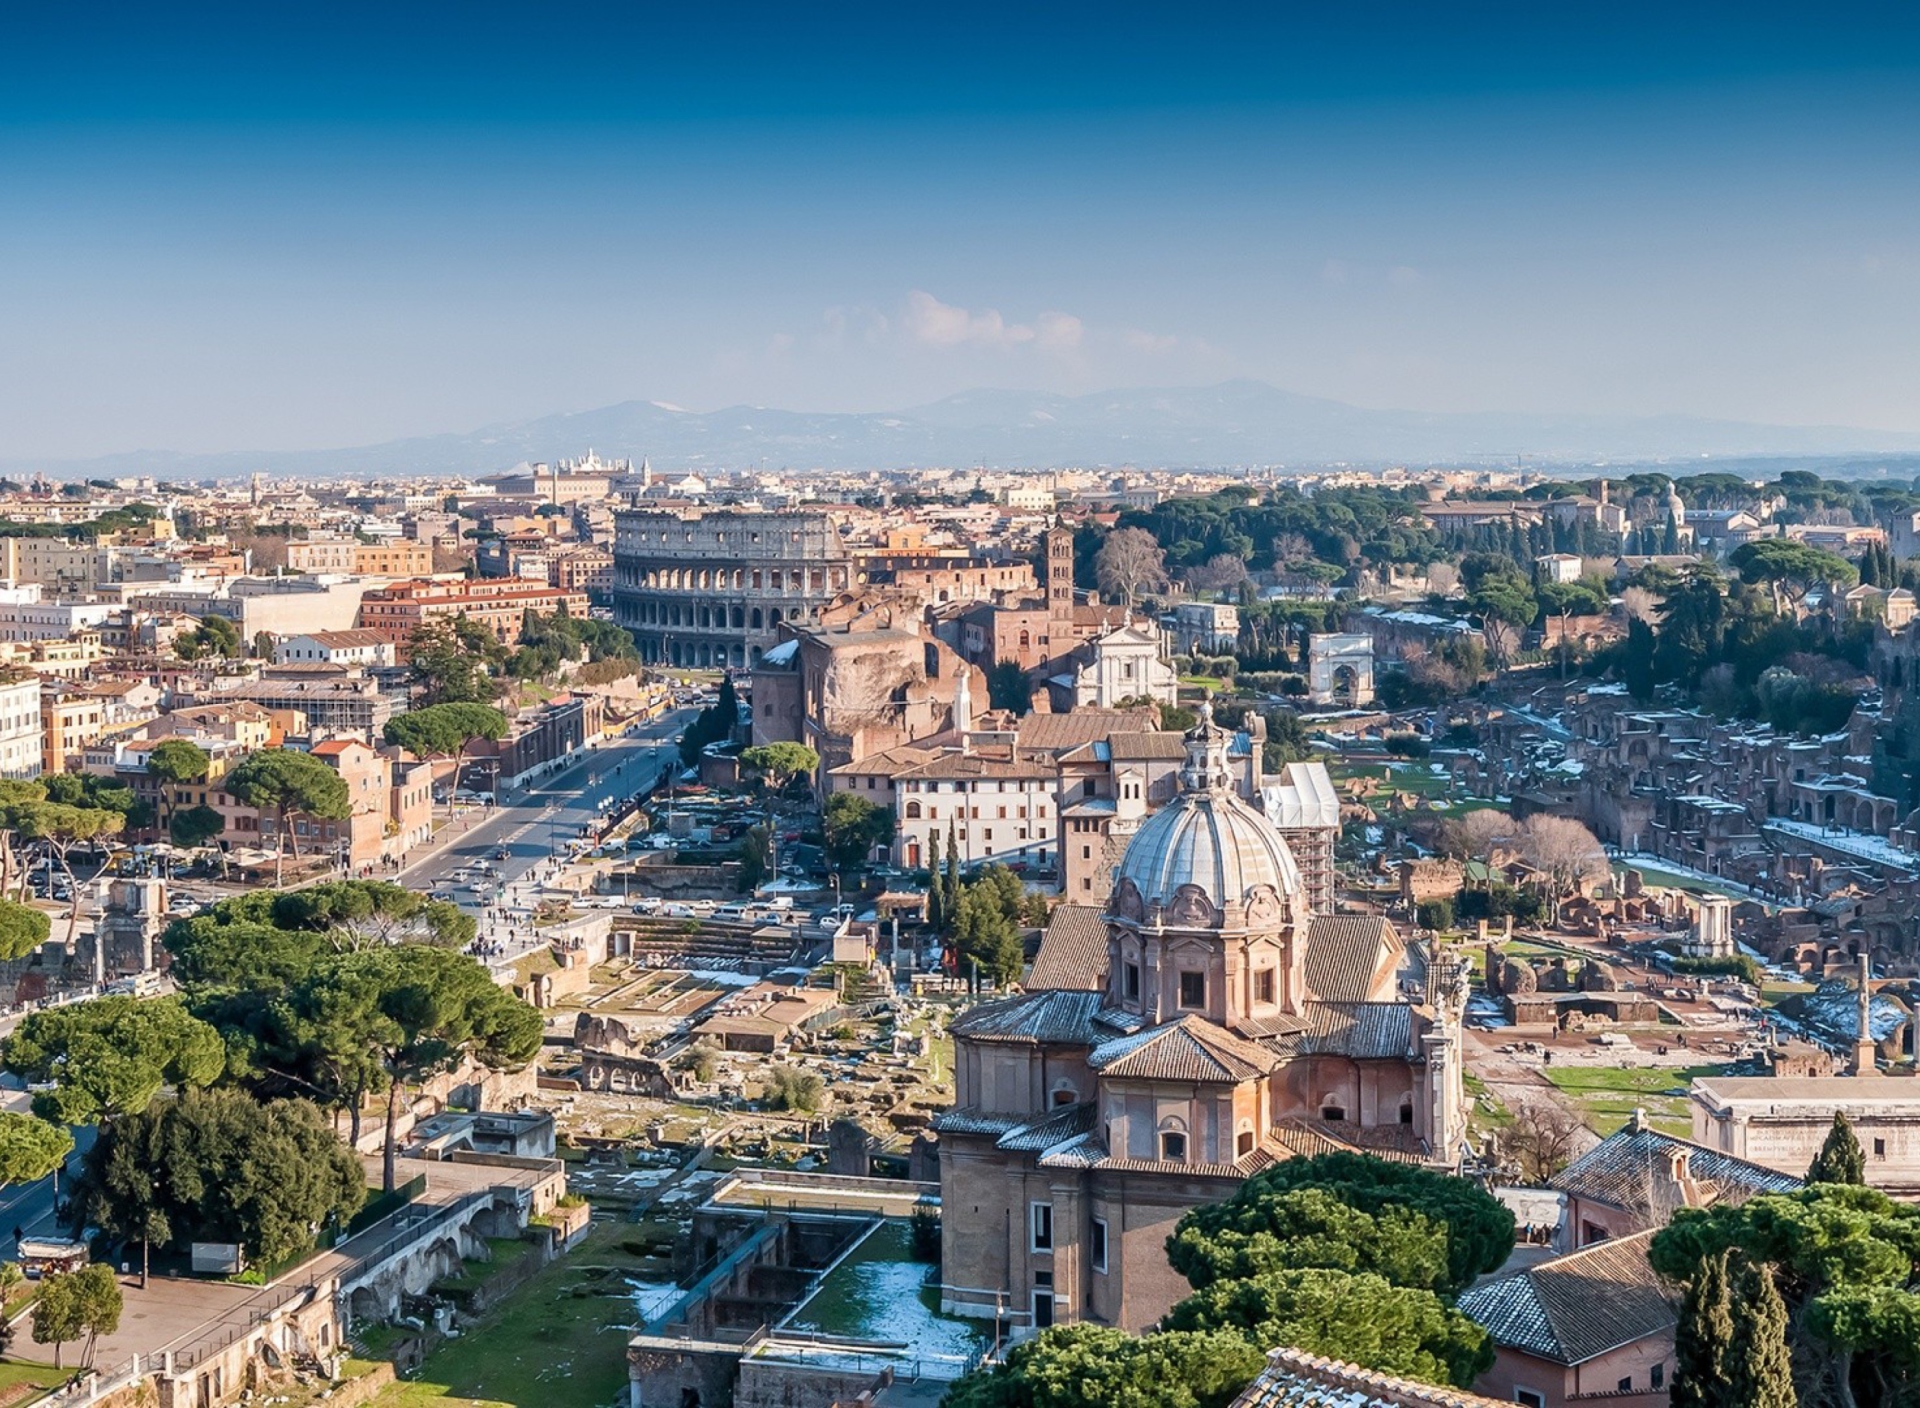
[401,706,696,907]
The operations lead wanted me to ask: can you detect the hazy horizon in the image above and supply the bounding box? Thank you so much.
[5,3,1919,460]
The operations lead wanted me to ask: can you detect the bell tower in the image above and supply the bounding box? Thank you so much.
[1046,525,1074,622]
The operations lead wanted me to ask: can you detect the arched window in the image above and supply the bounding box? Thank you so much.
[750,608,763,629]
[905,800,922,819]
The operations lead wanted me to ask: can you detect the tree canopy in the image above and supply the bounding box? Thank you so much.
[1652,1183,1920,1406]
[823,791,893,872]
[4,995,225,1124]
[1169,1152,1515,1298]
[1164,1267,1493,1390]
[0,1112,73,1186]
[942,1325,1262,1408]
[223,748,351,883]
[70,1087,364,1269]
[739,742,819,791]
[287,945,542,1191]
[384,702,509,765]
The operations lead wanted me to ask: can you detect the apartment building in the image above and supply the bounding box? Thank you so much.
[356,578,590,656]
[0,673,43,778]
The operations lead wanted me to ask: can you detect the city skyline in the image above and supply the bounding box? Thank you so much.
[5,3,1920,460]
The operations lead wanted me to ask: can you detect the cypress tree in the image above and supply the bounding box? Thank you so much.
[1728,1260,1797,1408]
[943,821,961,935]
[1806,1110,1866,1185]
[926,830,943,934]
[1672,1249,1734,1408]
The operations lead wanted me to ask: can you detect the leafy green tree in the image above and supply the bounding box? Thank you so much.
[0,899,49,962]
[288,946,540,1191]
[5,995,225,1124]
[823,791,893,872]
[71,1088,363,1275]
[1672,1247,1734,1408]
[164,880,472,990]
[384,701,509,807]
[32,1269,82,1368]
[943,1324,1262,1408]
[761,1066,825,1113]
[15,801,125,942]
[1731,538,1859,616]
[986,661,1032,716]
[740,742,820,874]
[1168,1152,1514,1299]
[1166,1186,1451,1294]
[170,803,226,852]
[407,618,495,703]
[0,1113,72,1186]
[1807,1110,1867,1186]
[223,748,351,884]
[1165,1267,1493,1389]
[175,613,243,661]
[1729,1259,1796,1408]
[145,738,212,837]
[1654,1184,1920,1406]
[950,882,1025,987]
[739,742,819,795]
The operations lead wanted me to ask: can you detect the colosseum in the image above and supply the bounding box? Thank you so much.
[611,507,853,668]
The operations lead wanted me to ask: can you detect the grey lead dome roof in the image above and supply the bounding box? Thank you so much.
[1111,705,1305,912]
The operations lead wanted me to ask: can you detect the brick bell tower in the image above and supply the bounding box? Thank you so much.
[1046,524,1074,622]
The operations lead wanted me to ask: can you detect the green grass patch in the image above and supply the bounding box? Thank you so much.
[1542,1062,1728,1136]
[0,1360,68,1404]
[433,1237,541,1295]
[369,1222,652,1408]
[1619,864,1751,901]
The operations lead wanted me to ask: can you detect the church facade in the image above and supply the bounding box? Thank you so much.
[935,707,1470,1334]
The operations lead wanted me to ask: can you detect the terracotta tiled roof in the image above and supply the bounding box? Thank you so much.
[1231,1346,1512,1407]
[1458,1230,1676,1366]
[947,989,1118,1046]
[1267,1118,1432,1165]
[995,1101,1099,1153]
[1013,707,1159,753]
[827,747,937,779]
[1090,1015,1280,1083]
[1026,905,1106,992]
[1550,1123,1801,1212]
[1303,915,1402,1002]
[1284,1002,1415,1060]
[929,1107,1027,1137]
[896,753,1053,782]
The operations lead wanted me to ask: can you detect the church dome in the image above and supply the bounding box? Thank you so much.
[1110,705,1305,922]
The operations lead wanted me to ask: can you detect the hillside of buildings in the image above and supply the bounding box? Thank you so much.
[0,462,1916,1408]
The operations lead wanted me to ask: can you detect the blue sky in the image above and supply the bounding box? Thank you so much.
[3,2,1918,459]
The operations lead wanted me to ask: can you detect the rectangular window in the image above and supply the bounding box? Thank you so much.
[1255,969,1275,1004]
[1179,971,1206,1008]
[1515,1392,1546,1408]
[1123,963,1140,1000]
[1030,1202,1053,1252]
[1651,1365,1665,1389]
[1875,1138,1888,1157]
[1160,1131,1186,1162]
[1090,1218,1108,1273]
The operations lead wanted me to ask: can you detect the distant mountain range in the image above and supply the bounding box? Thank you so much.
[16,380,1920,480]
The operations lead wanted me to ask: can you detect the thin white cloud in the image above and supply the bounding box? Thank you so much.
[902,290,1081,353]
